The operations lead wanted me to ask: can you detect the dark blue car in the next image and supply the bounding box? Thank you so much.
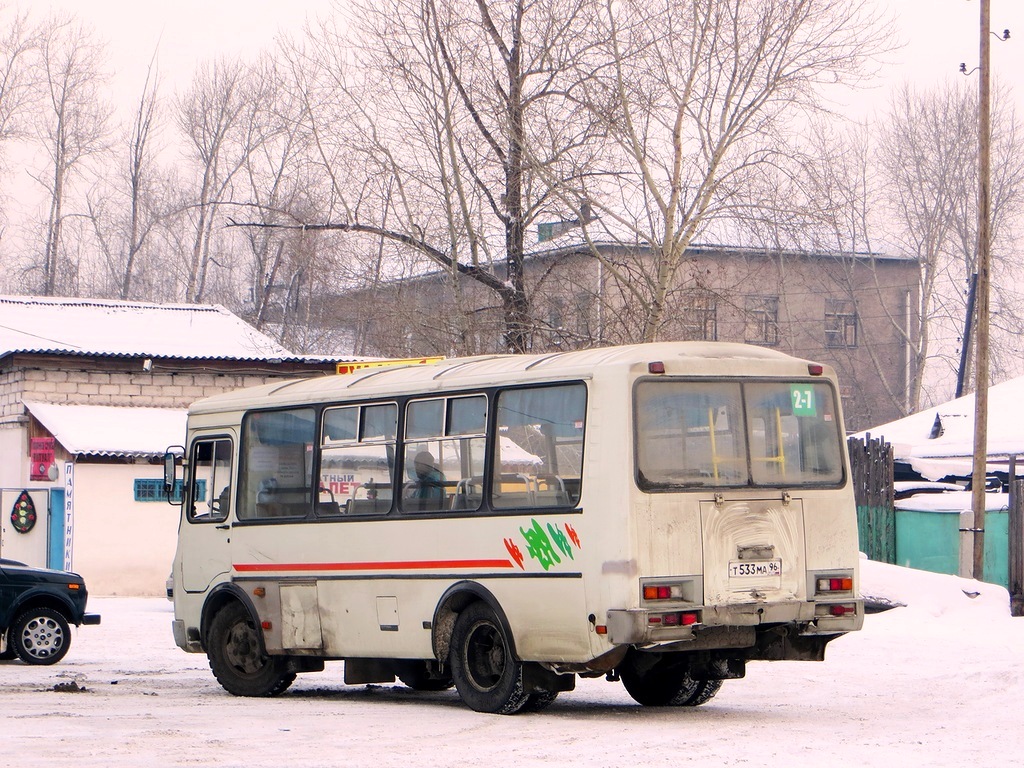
[0,558,100,665]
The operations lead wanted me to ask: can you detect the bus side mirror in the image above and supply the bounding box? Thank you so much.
[164,447,183,503]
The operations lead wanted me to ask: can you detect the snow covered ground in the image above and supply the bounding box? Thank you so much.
[2,558,1023,767]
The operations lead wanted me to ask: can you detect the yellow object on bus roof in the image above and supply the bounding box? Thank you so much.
[336,356,445,375]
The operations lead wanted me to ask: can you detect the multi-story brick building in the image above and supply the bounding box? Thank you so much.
[329,241,921,432]
[0,296,355,595]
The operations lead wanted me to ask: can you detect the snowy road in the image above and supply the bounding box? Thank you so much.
[2,561,1023,767]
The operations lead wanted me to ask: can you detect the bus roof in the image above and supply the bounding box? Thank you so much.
[187,341,829,415]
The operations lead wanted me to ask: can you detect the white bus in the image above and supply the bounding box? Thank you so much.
[165,341,863,714]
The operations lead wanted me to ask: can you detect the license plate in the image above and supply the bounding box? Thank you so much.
[729,559,782,578]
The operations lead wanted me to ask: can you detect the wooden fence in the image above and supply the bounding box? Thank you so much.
[1011,478,1023,617]
[848,435,895,564]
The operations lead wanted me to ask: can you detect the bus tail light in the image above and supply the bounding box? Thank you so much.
[815,575,854,595]
[648,611,699,627]
[641,580,695,602]
[815,603,857,618]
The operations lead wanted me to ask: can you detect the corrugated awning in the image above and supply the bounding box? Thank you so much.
[24,401,187,458]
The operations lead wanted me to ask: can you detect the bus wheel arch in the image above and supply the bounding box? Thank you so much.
[202,589,296,697]
[431,581,517,664]
[200,584,259,650]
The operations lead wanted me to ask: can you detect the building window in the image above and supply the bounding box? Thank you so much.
[548,297,565,331]
[134,478,199,503]
[745,295,779,346]
[825,298,858,348]
[682,293,718,341]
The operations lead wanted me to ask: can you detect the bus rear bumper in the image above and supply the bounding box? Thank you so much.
[606,599,863,646]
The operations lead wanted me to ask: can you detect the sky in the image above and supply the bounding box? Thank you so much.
[2,557,1023,766]
[26,0,1023,120]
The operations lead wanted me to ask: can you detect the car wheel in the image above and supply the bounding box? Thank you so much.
[11,607,72,665]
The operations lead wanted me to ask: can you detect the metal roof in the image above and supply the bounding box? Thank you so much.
[24,401,187,458]
[0,295,310,362]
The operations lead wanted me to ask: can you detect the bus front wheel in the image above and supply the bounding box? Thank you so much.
[207,602,295,697]
[449,602,529,714]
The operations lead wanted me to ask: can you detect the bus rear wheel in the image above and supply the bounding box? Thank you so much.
[619,651,723,707]
[449,602,529,714]
[207,602,295,697]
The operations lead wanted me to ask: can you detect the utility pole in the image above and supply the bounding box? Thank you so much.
[966,0,992,580]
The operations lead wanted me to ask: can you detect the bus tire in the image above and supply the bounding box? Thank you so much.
[207,602,295,697]
[449,602,529,714]
[520,691,559,712]
[619,651,719,707]
[11,607,71,665]
[678,679,723,707]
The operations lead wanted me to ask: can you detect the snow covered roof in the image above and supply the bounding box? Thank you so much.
[894,490,1009,513]
[0,295,301,362]
[24,401,186,458]
[855,375,1024,479]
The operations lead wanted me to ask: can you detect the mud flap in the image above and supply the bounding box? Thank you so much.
[751,625,832,661]
[522,662,576,694]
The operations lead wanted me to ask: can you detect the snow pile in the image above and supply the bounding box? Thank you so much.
[860,554,1012,622]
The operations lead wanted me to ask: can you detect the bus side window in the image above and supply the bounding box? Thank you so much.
[188,438,232,523]
[401,395,487,515]
[320,403,398,517]
[239,408,316,520]
[490,383,585,510]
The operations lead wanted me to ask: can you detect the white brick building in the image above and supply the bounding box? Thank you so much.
[0,296,355,595]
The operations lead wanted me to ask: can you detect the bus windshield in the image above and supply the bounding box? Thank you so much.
[635,379,844,489]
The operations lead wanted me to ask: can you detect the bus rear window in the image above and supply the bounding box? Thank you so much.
[635,380,843,489]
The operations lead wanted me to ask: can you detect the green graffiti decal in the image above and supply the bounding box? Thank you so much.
[515,519,582,570]
[547,522,574,560]
[520,518,560,571]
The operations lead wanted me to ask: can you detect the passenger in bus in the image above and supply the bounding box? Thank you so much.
[407,450,447,509]
[215,486,231,516]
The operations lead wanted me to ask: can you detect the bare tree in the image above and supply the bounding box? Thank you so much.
[237,0,605,353]
[175,59,274,303]
[878,81,1024,406]
[231,53,316,334]
[31,15,110,295]
[86,50,164,299]
[0,6,37,160]
[567,0,893,343]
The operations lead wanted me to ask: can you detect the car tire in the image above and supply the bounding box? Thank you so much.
[11,607,72,665]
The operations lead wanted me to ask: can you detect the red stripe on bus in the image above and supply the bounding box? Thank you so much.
[233,559,514,573]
